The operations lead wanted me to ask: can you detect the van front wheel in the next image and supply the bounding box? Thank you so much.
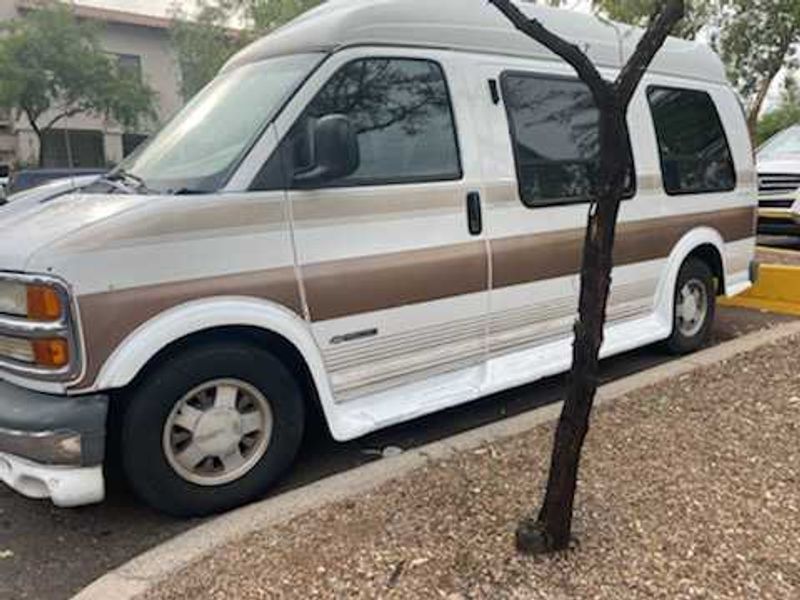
[665,258,716,355]
[120,342,305,517]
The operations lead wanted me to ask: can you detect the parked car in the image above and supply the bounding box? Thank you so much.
[7,167,108,195]
[0,165,9,202]
[0,0,758,517]
[756,124,800,235]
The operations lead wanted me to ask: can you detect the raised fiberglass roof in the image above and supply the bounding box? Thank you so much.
[222,0,727,85]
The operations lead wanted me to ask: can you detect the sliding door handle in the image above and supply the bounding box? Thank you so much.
[466,191,483,236]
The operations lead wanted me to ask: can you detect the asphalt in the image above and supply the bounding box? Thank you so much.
[0,239,798,600]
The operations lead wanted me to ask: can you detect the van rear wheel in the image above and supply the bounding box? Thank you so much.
[665,258,716,355]
[120,342,305,517]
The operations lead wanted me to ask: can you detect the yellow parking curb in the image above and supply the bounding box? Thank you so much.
[720,264,800,316]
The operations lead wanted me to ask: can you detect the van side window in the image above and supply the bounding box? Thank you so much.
[266,58,462,189]
[500,72,635,207]
[647,86,736,195]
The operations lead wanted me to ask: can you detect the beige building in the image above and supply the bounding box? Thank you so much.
[0,1,184,169]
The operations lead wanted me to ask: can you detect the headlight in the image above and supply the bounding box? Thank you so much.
[0,335,70,368]
[0,334,35,363]
[0,281,63,320]
[0,274,77,379]
[0,280,27,316]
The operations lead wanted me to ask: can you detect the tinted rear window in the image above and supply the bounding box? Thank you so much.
[647,86,736,195]
[501,72,635,207]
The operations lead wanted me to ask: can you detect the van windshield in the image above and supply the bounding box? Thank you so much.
[115,53,323,194]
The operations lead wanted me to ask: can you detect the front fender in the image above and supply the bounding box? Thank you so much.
[93,296,337,422]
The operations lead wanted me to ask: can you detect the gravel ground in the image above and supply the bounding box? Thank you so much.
[150,334,800,600]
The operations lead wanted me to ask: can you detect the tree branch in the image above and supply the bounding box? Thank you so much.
[488,0,613,108]
[41,106,85,133]
[615,0,685,106]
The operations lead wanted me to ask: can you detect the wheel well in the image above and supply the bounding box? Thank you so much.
[686,244,725,296]
[118,326,322,420]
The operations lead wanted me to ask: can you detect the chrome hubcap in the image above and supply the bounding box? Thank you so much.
[163,379,272,486]
[676,278,708,338]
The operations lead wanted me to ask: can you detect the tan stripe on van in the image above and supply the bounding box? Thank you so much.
[494,206,754,286]
[74,266,301,389]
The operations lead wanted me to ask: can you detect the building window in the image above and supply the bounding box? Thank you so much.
[116,54,143,82]
[283,57,462,188]
[647,86,736,195]
[123,133,149,157]
[41,129,105,168]
[501,72,635,207]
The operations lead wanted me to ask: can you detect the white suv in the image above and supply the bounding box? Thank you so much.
[757,125,800,235]
[0,165,8,202]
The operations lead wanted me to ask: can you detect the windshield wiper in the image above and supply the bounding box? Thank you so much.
[103,169,154,194]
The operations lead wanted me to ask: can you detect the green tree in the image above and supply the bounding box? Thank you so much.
[0,4,156,166]
[170,0,324,99]
[586,0,800,138]
[718,0,800,136]
[170,1,247,99]
[591,0,715,39]
[756,72,800,146]
[242,0,324,30]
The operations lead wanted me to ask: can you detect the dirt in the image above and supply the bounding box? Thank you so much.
[149,333,800,600]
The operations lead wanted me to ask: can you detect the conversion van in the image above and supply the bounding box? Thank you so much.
[0,0,756,516]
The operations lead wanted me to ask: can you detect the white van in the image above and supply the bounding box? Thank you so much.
[0,0,756,516]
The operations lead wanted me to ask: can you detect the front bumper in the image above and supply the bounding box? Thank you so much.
[0,379,107,506]
[757,202,800,236]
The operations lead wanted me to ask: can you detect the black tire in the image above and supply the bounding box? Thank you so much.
[120,342,305,517]
[664,257,716,355]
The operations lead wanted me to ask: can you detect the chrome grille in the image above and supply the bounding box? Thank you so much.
[759,198,795,208]
[758,173,800,194]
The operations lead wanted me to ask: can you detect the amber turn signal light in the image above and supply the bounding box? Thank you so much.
[32,338,70,368]
[27,285,63,320]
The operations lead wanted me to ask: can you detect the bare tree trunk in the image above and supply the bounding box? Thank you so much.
[518,106,628,552]
[489,0,685,554]
[23,108,45,167]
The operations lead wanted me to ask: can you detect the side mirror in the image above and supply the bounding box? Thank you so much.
[293,114,359,187]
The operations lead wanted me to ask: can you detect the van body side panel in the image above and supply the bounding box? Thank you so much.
[289,185,490,400]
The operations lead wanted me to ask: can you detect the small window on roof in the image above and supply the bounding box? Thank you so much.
[285,57,462,187]
[501,72,635,207]
[647,86,736,195]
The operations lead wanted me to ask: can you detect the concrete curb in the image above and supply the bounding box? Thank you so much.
[71,320,800,600]
[721,264,800,316]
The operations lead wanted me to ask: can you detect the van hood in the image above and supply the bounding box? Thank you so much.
[0,191,145,272]
[756,157,800,175]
